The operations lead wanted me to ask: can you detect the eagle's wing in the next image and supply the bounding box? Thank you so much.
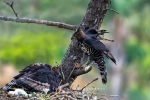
[84,39,116,64]
[104,49,116,64]
[1,63,61,93]
[83,39,107,52]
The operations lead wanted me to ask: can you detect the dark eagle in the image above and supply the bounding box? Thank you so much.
[1,63,62,94]
[71,28,116,84]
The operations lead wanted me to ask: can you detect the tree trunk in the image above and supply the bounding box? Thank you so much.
[60,0,111,84]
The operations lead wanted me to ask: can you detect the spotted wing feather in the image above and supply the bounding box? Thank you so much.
[83,39,107,52]
[1,63,61,93]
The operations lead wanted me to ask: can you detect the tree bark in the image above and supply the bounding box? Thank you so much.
[60,0,111,84]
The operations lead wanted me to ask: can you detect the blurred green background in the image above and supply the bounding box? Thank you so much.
[0,0,150,100]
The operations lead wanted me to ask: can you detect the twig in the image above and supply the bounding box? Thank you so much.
[100,97,108,100]
[60,67,65,80]
[70,78,75,89]
[49,91,61,99]
[90,86,96,98]
[4,1,19,17]
[68,66,75,80]
[97,36,114,42]
[107,8,119,14]
[64,95,77,100]
[58,80,62,86]
[51,95,77,100]
[70,91,77,99]
[0,15,77,30]
[79,78,98,92]
[75,85,79,90]
[58,83,69,91]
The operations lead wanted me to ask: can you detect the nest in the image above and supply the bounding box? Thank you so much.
[0,78,112,100]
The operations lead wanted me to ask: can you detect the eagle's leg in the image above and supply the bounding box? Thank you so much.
[80,52,86,66]
[85,55,91,66]
[75,53,86,69]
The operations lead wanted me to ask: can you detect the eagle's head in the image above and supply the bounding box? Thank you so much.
[71,28,87,41]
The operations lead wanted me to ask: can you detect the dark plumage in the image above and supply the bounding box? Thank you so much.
[71,28,116,84]
[1,63,62,93]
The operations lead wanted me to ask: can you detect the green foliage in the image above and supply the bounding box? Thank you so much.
[125,37,150,86]
[126,86,149,100]
[0,30,71,69]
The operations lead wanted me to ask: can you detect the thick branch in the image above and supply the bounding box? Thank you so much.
[0,15,77,30]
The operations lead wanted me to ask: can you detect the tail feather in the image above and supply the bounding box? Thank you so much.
[104,49,116,64]
[100,71,107,84]
[94,54,107,84]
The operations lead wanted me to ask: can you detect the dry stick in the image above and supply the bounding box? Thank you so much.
[79,78,98,92]
[97,30,109,35]
[75,85,79,90]
[51,95,76,100]
[49,53,65,80]
[90,86,96,99]
[70,91,77,99]
[2,1,77,30]
[99,97,108,100]
[60,67,65,80]
[70,78,75,89]
[49,91,61,99]
[107,8,119,14]
[50,83,69,99]
[4,1,19,17]
[64,95,77,100]
[100,38,114,42]
[0,16,77,30]
[58,80,63,87]
[67,66,76,80]
[58,83,69,91]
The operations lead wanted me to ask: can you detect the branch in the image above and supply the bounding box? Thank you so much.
[0,15,77,30]
[4,1,19,17]
[107,8,119,14]
[79,78,98,92]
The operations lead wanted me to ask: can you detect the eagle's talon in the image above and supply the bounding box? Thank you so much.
[80,66,85,70]
[74,63,80,68]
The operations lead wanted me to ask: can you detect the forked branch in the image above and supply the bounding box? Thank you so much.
[1,1,77,30]
[4,1,19,17]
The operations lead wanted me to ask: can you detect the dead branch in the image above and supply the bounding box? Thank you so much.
[68,66,76,80]
[58,83,69,91]
[107,8,119,14]
[75,85,79,90]
[79,78,98,92]
[51,95,77,100]
[4,1,19,17]
[0,15,77,30]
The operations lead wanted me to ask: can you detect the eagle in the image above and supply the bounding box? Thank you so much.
[71,28,116,84]
[0,63,62,94]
